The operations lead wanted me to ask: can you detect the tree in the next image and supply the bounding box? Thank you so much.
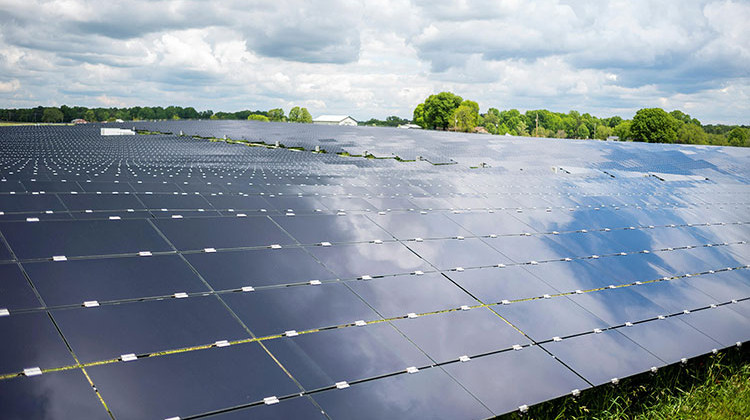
[452,104,478,132]
[95,108,110,122]
[677,123,708,144]
[421,92,463,130]
[42,107,64,123]
[669,110,700,126]
[288,106,312,123]
[299,108,312,123]
[595,125,613,140]
[576,124,590,139]
[84,109,96,122]
[385,116,408,127]
[247,114,270,122]
[137,107,155,120]
[727,127,749,147]
[413,103,426,128]
[630,108,678,143]
[267,108,285,122]
[482,108,500,134]
[613,121,631,141]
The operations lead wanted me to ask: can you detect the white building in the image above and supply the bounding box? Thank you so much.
[313,115,358,126]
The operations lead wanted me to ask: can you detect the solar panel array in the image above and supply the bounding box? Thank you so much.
[1,123,749,420]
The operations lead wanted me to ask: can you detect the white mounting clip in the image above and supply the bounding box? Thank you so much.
[335,381,350,389]
[121,353,138,362]
[263,396,280,405]
[23,367,43,377]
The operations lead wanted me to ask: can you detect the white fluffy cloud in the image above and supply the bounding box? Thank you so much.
[0,0,747,123]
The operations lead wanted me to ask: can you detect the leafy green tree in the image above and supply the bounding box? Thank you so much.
[576,124,590,139]
[482,108,500,134]
[137,107,155,120]
[385,116,408,126]
[153,107,167,120]
[248,114,270,122]
[669,110,700,126]
[84,109,96,122]
[515,120,528,136]
[422,92,463,130]
[413,103,426,128]
[606,116,623,128]
[267,108,285,122]
[288,107,302,122]
[95,108,109,122]
[452,104,478,132]
[613,121,631,140]
[299,108,312,123]
[595,125,613,140]
[677,123,708,144]
[288,107,312,123]
[630,108,678,143]
[727,127,749,147]
[42,107,64,123]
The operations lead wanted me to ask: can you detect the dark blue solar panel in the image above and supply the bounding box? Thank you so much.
[0,122,747,419]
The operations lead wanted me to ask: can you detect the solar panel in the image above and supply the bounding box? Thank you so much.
[0,122,748,419]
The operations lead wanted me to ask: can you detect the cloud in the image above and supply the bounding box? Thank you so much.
[0,79,21,93]
[0,0,747,124]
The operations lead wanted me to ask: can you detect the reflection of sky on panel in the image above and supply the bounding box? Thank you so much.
[313,367,493,420]
[404,238,511,269]
[541,330,664,386]
[265,322,432,390]
[307,242,431,279]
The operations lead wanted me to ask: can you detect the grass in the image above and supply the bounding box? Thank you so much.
[500,346,750,420]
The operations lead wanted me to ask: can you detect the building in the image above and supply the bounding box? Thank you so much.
[313,115,358,126]
[71,119,87,124]
[398,123,422,129]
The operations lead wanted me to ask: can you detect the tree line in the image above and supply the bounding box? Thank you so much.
[0,105,314,124]
[412,92,749,147]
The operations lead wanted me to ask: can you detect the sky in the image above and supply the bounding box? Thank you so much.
[0,0,748,124]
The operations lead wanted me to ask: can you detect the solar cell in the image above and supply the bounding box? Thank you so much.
[152,216,294,250]
[1,219,171,259]
[442,345,590,415]
[222,282,380,336]
[264,321,432,390]
[87,343,299,420]
[184,247,335,289]
[541,329,664,385]
[312,366,494,420]
[52,296,251,363]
